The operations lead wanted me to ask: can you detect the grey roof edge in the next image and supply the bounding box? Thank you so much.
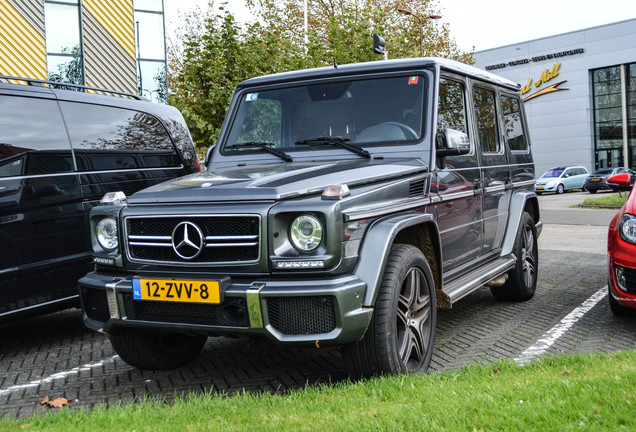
[238,57,520,91]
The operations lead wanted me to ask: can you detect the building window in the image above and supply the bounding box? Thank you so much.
[628,63,636,166]
[134,1,167,103]
[45,0,83,86]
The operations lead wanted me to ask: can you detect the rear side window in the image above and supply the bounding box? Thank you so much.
[472,87,500,154]
[0,95,73,178]
[501,95,528,152]
[60,102,178,170]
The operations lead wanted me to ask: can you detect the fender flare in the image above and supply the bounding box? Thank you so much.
[354,211,438,307]
[501,190,542,257]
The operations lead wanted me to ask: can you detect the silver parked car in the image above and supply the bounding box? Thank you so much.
[535,165,589,194]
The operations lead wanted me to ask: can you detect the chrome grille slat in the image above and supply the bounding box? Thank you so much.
[125,215,261,265]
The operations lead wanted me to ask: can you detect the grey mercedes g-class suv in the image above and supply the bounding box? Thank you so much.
[79,58,541,377]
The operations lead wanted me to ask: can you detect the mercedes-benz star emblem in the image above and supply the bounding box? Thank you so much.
[172,221,204,260]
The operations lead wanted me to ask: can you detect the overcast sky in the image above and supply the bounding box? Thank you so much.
[163,0,636,53]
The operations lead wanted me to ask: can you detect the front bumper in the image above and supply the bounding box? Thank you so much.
[79,271,372,347]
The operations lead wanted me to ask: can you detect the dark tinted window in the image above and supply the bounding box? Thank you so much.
[438,79,469,137]
[501,95,527,151]
[0,95,73,178]
[473,87,500,153]
[61,102,173,151]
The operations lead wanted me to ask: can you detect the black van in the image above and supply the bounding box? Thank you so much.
[0,76,198,321]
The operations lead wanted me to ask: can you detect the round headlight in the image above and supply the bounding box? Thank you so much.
[290,215,323,252]
[96,217,118,251]
[619,214,636,244]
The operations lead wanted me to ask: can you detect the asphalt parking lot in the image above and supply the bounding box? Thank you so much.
[1,190,635,419]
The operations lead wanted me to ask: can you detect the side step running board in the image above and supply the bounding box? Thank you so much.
[443,255,516,305]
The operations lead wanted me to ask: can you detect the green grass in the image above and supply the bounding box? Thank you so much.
[581,193,627,208]
[3,350,636,431]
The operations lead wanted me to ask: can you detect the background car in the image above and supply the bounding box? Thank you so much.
[534,165,589,195]
[606,172,636,315]
[0,75,199,322]
[584,167,636,193]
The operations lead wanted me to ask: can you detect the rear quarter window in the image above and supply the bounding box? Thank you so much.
[60,102,178,170]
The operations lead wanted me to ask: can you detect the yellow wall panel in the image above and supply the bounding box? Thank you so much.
[0,0,46,79]
[82,0,135,60]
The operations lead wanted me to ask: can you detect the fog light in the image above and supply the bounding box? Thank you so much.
[615,266,627,291]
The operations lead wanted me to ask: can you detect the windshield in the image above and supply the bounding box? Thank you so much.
[222,75,427,156]
[541,169,564,178]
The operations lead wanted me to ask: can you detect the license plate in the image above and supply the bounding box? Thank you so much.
[536,186,544,190]
[132,278,220,304]
[590,178,601,182]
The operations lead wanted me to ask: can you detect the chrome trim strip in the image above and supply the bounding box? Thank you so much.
[205,235,258,241]
[205,242,259,248]
[484,185,506,193]
[105,279,125,319]
[512,180,536,188]
[129,241,172,247]
[344,196,432,221]
[246,283,265,329]
[438,190,476,201]
[128,235,171,241]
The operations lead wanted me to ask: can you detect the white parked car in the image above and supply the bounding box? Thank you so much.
[535,165,590,194]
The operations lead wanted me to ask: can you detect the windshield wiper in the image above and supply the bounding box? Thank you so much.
[294,136,371,159]
[226,142,293,162]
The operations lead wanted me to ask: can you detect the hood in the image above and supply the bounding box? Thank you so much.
[128,159,428,204]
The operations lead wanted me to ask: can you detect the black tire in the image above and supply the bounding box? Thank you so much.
[343,244,436,378]
[588,189,597,194]
[491,212,538,301]
[556,183,565,194]
[110,329,207,370]
[608,285,635,316]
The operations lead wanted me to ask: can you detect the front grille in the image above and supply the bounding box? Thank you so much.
[122,294,249,327]
[267,296,336,335]
[125,215,260,265]
[80,287,111,323]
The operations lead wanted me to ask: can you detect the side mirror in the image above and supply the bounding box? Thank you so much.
[607,172,632,192]
[437,128,470,158]
[204,145,215,168]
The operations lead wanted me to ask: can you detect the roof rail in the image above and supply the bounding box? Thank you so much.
[0,74,147,100]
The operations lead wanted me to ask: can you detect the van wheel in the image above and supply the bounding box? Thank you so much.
[556,184,565,194]
[110,329,207,370]
[491,212,538,301]
[343,244,436,378]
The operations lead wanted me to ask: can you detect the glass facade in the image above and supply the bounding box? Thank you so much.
[134,0,168,103]
[44,0,83,86]
[592,63,636,169]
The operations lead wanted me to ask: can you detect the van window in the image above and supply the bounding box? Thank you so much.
[472,87,500,154]
[60,102,178,170]
[501,95,527,152]
[0,96,73,178]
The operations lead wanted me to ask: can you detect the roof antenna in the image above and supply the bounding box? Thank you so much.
[333,57,338,69]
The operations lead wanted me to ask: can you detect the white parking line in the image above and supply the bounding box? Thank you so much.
[514,286,608,366]
[0,355,119,397]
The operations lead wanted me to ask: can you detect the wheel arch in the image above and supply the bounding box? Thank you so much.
[354,212,442,308]
[501,190,542,256]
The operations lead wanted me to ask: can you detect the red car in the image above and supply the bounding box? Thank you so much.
[607,172,636,315]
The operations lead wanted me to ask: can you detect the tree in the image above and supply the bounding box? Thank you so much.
[168,1,473,152]
[245,0,473,64]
